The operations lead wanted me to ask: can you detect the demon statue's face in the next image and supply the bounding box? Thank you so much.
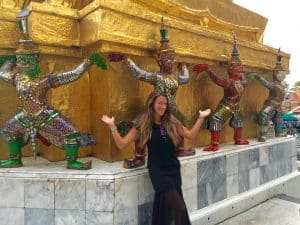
[228,64,244,80]
[157,51,175,74]
[274,70,286,82]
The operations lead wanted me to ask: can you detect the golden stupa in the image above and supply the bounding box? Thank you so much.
[0,0,290,162]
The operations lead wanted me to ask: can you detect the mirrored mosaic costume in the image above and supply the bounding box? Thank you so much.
[254,49,286,141]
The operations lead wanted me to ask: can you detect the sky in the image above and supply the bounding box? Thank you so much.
[233,0,300,87]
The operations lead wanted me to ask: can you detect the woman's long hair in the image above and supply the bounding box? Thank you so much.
[136,91,180,148]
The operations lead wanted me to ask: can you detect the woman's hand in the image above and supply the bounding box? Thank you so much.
[102,115,137,150]
[198,108,211,119]
[101,115,115,127]
[178,108,211,140]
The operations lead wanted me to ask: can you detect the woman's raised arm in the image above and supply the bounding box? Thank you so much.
[102,115,138,150]
[177,109,211,140]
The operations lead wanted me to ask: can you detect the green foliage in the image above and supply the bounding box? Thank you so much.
[293,81,300,88]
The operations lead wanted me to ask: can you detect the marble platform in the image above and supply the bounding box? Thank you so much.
[0,137,298,225]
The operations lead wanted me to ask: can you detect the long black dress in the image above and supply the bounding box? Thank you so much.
[147,123,191,225]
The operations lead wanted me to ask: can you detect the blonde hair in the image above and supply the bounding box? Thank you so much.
[136,91,180,148]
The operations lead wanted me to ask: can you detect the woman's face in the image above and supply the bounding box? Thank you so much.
[153,95,168,117]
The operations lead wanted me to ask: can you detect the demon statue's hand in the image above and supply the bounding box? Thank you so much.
[0,55,16,67]
[89,54,107,70]
[177,62,188,71]
[108,52,127,62]
[193,64,210,74]
[245,72,258,81]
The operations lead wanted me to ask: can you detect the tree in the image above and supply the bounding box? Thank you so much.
[293,81,300,88]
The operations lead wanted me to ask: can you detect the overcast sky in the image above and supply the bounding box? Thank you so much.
[233,0,299,87]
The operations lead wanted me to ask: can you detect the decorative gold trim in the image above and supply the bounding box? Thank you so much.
[131,0,263,42]
[28,2,78,19]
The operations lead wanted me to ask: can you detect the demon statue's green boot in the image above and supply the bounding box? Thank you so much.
[65,133,92,170]
[0,140,23,168]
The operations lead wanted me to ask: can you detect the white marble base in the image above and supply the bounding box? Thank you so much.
[0,137,298,225]
[190,171,300,225]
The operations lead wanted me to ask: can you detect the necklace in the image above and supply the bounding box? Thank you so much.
[159,124,167,143]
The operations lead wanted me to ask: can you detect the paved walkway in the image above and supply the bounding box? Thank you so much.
[218,195,300,225]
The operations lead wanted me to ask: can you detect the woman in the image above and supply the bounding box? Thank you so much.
[102,91,210,225]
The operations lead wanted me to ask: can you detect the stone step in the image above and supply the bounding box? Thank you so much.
[217,195,300,225]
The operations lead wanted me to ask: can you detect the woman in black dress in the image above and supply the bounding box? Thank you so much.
[102,91,210,225]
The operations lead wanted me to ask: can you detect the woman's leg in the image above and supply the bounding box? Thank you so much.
[165,188,190,225]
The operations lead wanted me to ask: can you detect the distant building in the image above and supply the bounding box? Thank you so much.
[289,87,300,107]
[282,87,300,112]
[292,106,300,120]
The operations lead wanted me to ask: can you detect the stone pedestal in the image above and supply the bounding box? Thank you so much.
[0,137,298,225]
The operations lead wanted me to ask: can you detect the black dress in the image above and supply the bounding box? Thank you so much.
[147,123,191,225]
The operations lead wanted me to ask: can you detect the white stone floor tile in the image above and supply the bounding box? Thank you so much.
[218,197,300,225]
